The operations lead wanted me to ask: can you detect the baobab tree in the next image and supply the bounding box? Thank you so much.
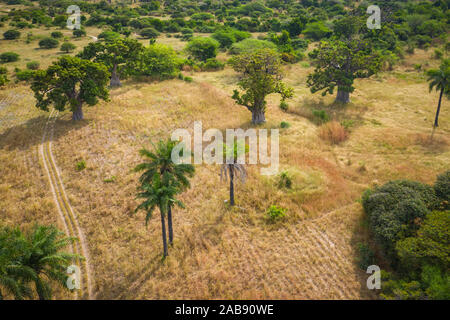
[31,56,109,121]
[230,49,293,124]
[307,39,381,104]
[427,59,449,135]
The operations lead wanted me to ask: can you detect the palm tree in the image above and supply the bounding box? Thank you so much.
[220,142,247,206]
[21,225,79,300]
[135,172,185,258]
[0,227,33,300]
[0,225,78,300]
[134,139,194,246]
[427,59,449,134]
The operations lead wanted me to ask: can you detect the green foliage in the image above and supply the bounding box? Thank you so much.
[277,171,292,188]
[60,42,76,53]
[26,61,39,70]
[201,58,225,71]
[50,31,63,39]
[186,37,219,61]
[307,39,381,101]
[76,159,86,171]
[212,28,250,49]
[0,52,19,63]
[356,243,375,270]
[98,30,121,42]
[312,109,330,124]
[15,69,35,82]
[229,38,277,55]
[280,121,290,129]
[303,22,332,41]
[73,29,86,38]
[30,56,110,119]
[137,44,180,80]
[266,205,287,221]
[3,29,20,40]
[279,100,288,111]
[140,27,160,39]
[0,224,79,300]
[229,49,293,124]
[434,170,450,209]
[0,67,8,86]
[38,37,59,49]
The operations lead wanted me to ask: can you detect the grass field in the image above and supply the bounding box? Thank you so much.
[0,21,449,299]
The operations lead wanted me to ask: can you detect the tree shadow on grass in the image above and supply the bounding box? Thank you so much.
[0,113,89,151]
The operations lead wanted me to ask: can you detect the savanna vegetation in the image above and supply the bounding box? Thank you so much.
[0,0,448,300]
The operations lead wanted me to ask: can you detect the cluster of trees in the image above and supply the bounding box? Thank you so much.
[0,224,79,300]
[362,171,450,300]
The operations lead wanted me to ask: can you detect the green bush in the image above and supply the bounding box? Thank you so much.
[279,100,288,111]
[266,205,287,221]
[434,170,450,208]
[137,44,180,80]
[76,160,86,171]
[60,42,76,53]
[0,52,19,63]
[280,121,290,129]
[356,243,375,270]
[26,61,40,70]
[0,67,8,86]
[98,31,120,41]
[312,109,330,124]
[15,69,35,82]
[229,38,277,55]
[140,27,160,39]
[277,171,292,188]
[73,29,86,38]
[303,22,332,41]
[39,37,59,49]
[186,37,219,61]
[3,29,20,40]
[51,31,63,39]
[201,58,225,71]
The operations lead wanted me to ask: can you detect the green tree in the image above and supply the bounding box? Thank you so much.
[139,27,160,39]
[38,37,59,49]
[60,42,76,53]
[78,38,143,87]
[3,29,20,40]
[73,29,86,38]
[427,59,449,130]
[31,56,110,121]
[186,37,219,61]
[307,39,381,103]
[230,49,293,124]
[134,139,194,246]
[136,44,180,80]
[0,52,19,63]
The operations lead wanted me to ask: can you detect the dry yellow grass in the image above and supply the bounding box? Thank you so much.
[0,33,449,300]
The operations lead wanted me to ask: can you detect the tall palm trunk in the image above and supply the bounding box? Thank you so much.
[431,87,444,140]
[167,206,173,246]
[229,165,235,206]
[160,212,168,258]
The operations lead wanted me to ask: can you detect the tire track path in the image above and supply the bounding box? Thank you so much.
[39,110,94,300]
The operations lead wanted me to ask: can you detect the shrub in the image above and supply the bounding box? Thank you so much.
[266,205,287,221]
[201,58,225,71]
[39,37,59,49]
[434,170,450,209]
[186,37,219,61]
[26,61,40,70]
[98,31,120,41]
[0,52,19,63]
[76,160,86,171]
[229,38,277,55]
[61,42,76,53]
[15,69,35,82]
[140,27,160,39]
[433,49,443,60]
[137,44,180,80]
[277,171,292,188]
[0,67,8,86]
[357,243,375,270]
[3,29,20,40]
[279,100,288,111]
[318,121,348,145]
[312,109,329,124]
[73,29,86,37]
[183,76,193,83]
[280,121,290,129]
[51,31,63,39]
[303,22,332,41]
